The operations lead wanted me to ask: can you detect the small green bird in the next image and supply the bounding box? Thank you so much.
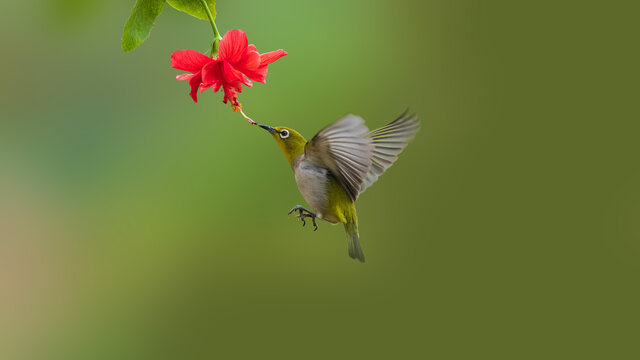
[259,111,419,262]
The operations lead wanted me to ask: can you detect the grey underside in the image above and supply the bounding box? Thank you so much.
[292,155,337,223]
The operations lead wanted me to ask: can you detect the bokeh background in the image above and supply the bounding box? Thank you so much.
[1,1,639,359]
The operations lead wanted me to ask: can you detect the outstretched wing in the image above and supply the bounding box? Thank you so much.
[305,115,374,201]
[359,111,420,195]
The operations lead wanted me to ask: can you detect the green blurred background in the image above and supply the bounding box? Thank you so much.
[1,1,639,359]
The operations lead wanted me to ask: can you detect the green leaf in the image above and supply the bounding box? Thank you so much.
[122,0,165,53]
[167,0,216,21]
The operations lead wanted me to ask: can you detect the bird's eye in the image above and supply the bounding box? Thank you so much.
[279,130,290,139]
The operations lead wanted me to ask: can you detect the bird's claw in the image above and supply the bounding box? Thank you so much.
[287,205,318,231]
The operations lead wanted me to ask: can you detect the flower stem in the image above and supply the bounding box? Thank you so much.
[199,0,222,57]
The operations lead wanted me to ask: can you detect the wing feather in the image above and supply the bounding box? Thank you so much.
[305,111,419,200]
[359,112,420,195]
[305,115,374,201]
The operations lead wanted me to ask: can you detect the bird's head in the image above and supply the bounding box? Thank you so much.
[259,124,307,164]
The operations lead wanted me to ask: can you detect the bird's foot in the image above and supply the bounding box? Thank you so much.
[288,205,319,231]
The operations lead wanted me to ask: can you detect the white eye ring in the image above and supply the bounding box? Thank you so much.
[279,130,290,139]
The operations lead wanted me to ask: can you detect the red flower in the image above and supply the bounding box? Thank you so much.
[171,29,287,105]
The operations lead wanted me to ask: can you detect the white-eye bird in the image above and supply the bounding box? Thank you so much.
[259,111,419,262]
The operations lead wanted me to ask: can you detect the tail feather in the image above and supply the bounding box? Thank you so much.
[345,221,365,262]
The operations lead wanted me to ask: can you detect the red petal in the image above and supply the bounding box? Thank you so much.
[238,65,268,84]
[171,50,213,73]
[218,30,248,63]
[230,44,264,82]
[222,61,252,88]
[211,82,222,93]
[241,44,261,69]
[201,60,222,85]
[222,86,239,105]
[237,50,287,83]
[176,73,195,81]
[259,49,287,66]
[188,73,203,102]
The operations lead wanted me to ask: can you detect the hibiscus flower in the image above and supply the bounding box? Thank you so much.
[171,29,287,106]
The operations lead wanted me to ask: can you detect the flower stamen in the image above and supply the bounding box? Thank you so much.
[232,102,256,125]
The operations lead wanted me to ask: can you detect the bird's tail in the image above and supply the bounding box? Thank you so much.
[344,220,365,263]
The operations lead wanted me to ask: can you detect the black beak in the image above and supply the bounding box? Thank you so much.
[259,125,277,135]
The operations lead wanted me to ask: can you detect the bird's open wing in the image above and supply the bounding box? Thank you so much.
[305,115,374,201]
[359,111,420,195]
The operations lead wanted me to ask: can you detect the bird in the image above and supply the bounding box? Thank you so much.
[259,111,419,262]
